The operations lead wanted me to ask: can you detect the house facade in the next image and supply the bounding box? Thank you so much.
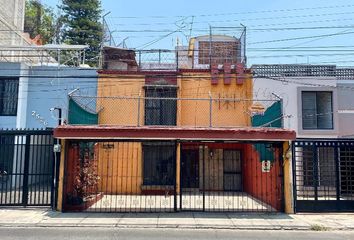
[54,41,296,213]
[0,62,98,129]
[0,62,98,207]
[252,64,354,212]
[252,64,354,138]
[0,0,26,56]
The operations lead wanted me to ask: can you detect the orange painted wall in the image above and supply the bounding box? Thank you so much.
[97,74,145,126]
[95,71,253,195]
[96,142,142,194]
[179,72,252,127]
[97,72,253,127]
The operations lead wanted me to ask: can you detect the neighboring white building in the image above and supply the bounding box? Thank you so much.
[252,64,354,138]
[0,0,29,61]
[0,0,25,41]
[0,0,56,64]
[0,62,98,129]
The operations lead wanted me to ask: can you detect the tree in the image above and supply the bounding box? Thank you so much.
[60,0,103,66]
[24,0,56,44]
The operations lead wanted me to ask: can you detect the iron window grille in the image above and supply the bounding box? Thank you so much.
[144,86,177,126]
[0,78,19,116]
[142,142,175,186]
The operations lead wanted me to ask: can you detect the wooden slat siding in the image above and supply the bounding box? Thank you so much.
[223,63,232,85]
[211,64,219,85]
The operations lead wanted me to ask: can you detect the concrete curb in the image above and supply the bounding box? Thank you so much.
[0,223,353,231]
[1,210,354,231]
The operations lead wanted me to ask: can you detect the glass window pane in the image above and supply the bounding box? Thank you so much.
[143,142,175,185]
[317,92,333,129]
[302,92,317,129]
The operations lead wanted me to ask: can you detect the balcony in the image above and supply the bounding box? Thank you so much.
[68,95,282,129]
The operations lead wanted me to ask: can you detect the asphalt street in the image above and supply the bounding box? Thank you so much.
[0,228,353,240]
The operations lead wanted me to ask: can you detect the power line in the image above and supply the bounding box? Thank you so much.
[113,11,354,28]
[248,45,354,50]
[107,10,354,31]
[107,4,354,19]
[248,31,354,45]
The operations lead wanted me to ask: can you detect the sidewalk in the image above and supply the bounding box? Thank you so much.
[0,208,353,231]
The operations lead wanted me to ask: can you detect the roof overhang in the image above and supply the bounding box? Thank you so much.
[54,125,296,141]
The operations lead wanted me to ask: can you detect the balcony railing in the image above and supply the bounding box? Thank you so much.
[69,95,283,128]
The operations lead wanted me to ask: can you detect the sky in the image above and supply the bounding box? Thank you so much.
[43,0,354,67]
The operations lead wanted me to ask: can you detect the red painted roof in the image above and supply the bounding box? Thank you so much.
[54,125,296,141]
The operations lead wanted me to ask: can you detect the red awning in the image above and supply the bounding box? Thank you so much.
[54,125,295,141]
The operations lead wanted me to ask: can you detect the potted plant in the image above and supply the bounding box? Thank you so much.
[67,143,102,210]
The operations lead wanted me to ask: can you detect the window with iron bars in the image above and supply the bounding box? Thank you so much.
[144,87,177,126]
[143,142,175,186]
[0,78,19,116]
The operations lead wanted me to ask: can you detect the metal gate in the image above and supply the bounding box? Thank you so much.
[0,129,55,207]
[293,140,354,212]
[180,143,284,212]
[62,140,284,213]
[63,140,177,212]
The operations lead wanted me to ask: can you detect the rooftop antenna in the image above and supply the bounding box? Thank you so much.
[188,16,195,40]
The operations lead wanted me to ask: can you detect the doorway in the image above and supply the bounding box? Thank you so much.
[223,150,242,191]
[181,149,199,189]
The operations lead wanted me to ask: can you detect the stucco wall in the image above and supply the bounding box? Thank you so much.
[337,82,354,137]
[97,74,145,125]
[97,71,253,128]
[0,64,98,129]
[0,0,25,31]
[0,62,25,129]
[97,142,143,194]
[25,66,97,128]
[179,72,252,127]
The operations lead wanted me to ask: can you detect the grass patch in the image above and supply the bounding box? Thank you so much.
[310,224,330,231]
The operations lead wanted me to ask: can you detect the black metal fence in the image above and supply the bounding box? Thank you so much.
[293,139,354,212]
[0,129,55,207]
[62,140,284,213]
[180,143,284,212]
[63,140,177,212]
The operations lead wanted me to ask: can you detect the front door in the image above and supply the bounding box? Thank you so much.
[181,149,199,188]
[223,150,242,191]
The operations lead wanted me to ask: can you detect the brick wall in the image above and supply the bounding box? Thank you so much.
[198,41,240,65]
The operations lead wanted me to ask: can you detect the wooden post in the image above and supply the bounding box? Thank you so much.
[283,141,294,214]
[56,140,66,211]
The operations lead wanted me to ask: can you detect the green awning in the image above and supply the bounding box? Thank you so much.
[68,98,98,125]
